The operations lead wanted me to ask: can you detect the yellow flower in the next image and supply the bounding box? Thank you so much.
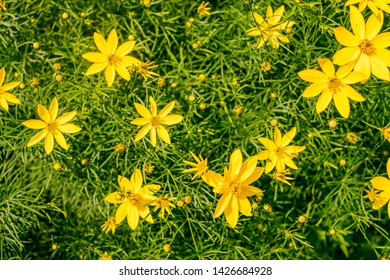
[370,158,390,218]
[99,251,112,260]
[257,127,306,173]
[261,62,271,72]
[82,29,141,87]
[247,5,295,49]
[22,97,82,155]
[137,61,159,80]
[197,1,211,17]
[298,58,366,119]
[381,127,390,142]
[346,132,358,143]
[202,149,264,228]
[333,7,390,81]
[101,217,117,234]
[104,169,160,230]
[273,169,294,185]
[183,151,208,180]
[131,96,183,147]
[0,1,6,11]
[0,68,20,112]
[152,194,176,219]
[345,0,390,15]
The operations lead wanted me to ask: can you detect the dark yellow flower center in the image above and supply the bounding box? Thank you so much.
[328,77,342,92]
[47,122,57,133]
[229,181,242,195]
[124,190,141,205]
[151,116,162,126]
[108,55,121,66]
[359,39,376,56]
[276,147,285,156]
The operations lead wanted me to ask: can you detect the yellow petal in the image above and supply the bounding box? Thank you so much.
[3,92,21,105]
[115,202,129,225]
[0,68,4,86]
[370,55,390,81]
[38,104,50,123]
[131,118,149,125]
[247,27,261,36]
[57,123,82,134]
[139,206,154,224]
[365,10,383,40]
[224,196,239,228]
[105,192,124,204]
[336,61,355,79]
[213,192,232,218]
[266,5,273,21]
[257,150,269,160]
[371,177,390,191]
[131,169,143,193]
[241,167,264,186]
[93,32,109,55]
[302,83,327,97]
[253,12,264,25]
[340,85,365,102]
[27,129,48,147]
[284,145,306,154]
[318,58,335,77]
[105,64,116,87]
[350,6,365,40]
[376,48,390,67]
[229,149,243,178]
[238,196,252,217]
[53,130,68,150]
[241,185,262,197]
[274,127,282,147]
[341,71,367,84]
[367,1,380,15]
[134,103,151,119]
[387,158,390,178]
[258,137,276,150]
[107,29,118,55]
[121,56,142,66]
[372,32,390,49]
[115,64,130,81]
[282,127,296,147]
[271,5,285,24]
[22,119,47,129]
[298,69,328,83]
[159,101,175,118]
[157,125,171,144]
[149,96,157,116]
[282,154,298,170]
[85,63,107,76]
[118,175,132,191]
[333,47,360,65]
[150,126,157,147]
[265,156,278,173]
[238,156,258,182]
[256,37,266,48]
[0,97,8,111]
[49,97,58,122]
[82,52,108,63]
[316,89,333,114]
[333,91,350,119]
[134,124,151,142]
[161,115,183,125]
[333,27,360,47]
[202,170,224,189]
[56,111,77,125]
[354,54,371,79]
[44,133,54,155]
[376,0,390,14]
[116,40,136,57]
[1,82,20,91]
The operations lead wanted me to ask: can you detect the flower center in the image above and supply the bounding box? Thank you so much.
[151,116,162,126]
[197,161,208,173]
[328,77,342,92]
[276,147,285,156]
[229,181,242,195]
[108,55,121,66]
[359,39,376,56]
[124,190,141,205]
[47,122,57,133]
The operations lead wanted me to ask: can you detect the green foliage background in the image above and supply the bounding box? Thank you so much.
[0,0,389,259]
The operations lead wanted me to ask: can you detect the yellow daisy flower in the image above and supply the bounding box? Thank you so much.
[247,5,295,49]
[202,149,264,228]
[333,7,390,81]
[152,194,176,219]
[104,169,160,230]
[257,127,306,174]
[22,97,81,155]
[131,96,183,147]
[345,0,390,15]
[197,1,211,17]
[101,217,117,234]
[298,58,366,118]
[137,61,159,80]
[0,68,20,112]
[182,151,208,180]
[82,29,141,87]
[370,158,390,218]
